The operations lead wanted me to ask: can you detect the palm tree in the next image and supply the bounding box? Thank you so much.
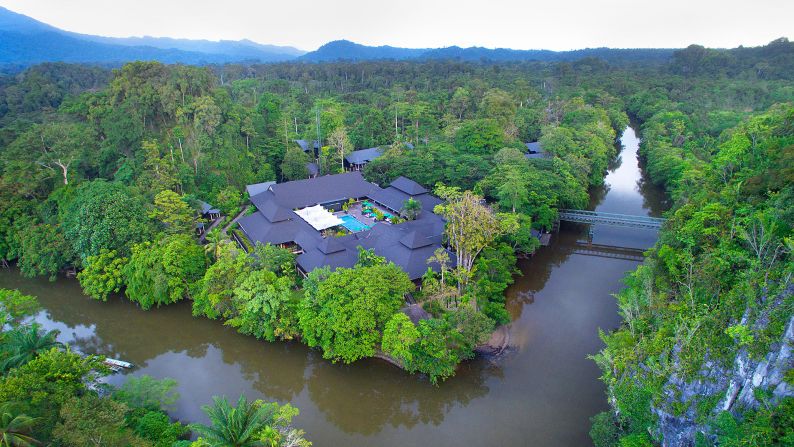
[0,405,39,447]
[0,325,62,372]
[190,395,276,447]
[204,228,225,261]
[401,198,422,220]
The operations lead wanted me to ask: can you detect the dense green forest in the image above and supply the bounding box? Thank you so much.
[0,38,793,446]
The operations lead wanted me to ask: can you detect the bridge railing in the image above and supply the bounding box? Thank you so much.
[558,209,666,229]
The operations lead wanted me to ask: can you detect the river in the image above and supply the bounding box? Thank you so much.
[0,127,667,446]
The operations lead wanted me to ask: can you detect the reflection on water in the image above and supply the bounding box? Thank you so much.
[0,127,668,447]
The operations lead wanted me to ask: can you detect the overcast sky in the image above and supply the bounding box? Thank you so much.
[1,0,791,51]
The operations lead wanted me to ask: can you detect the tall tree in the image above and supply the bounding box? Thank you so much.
[149,190,194,235]
[497,167,530,213]
[327,127,351,173]
[433,188,503,290]
[280,146,309,181]
[62,180,154,263]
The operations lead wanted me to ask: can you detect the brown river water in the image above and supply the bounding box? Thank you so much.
[0,127,668,446]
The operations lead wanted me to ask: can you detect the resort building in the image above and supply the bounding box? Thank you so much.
[199,200,221,220]
[344,147,384,171]
[238,172,451,280]
[295,139,320,158]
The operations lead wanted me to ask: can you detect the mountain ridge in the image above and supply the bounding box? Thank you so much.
[0,6,304,65]
[0,6,679,66]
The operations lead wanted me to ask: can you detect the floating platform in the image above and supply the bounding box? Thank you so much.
[103,358,133,372]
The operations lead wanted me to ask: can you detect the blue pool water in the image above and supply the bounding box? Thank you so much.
[340,214,370,232]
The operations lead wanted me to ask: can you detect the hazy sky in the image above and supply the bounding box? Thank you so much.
[1,0,791,51]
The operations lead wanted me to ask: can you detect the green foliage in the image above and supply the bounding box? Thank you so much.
[471,243,517,325]
[0,348,105,440]
[454,119,505,156]
[193,246,251,319]
[150,190,195,235]
[596,100,793,444]
[112,375,180,412]
[215,186,242,217]
[298,260,414,363]
[16,222,73,281]
[725,324,755,347]
[590,411,620,447]
[445,305,495,359]
[405,318,460,385]
[381,313,420,364]
[0,289,40,327]
[251,242,296,279]
[124,234,207,310]
[77,249,128,301]
[281,146,309,181]
[0,324,63,373]
[0,403,40,447]
[53,394,147,447]
[714,397,794,447]
[498,212,540,254]
[133,410,188,447]
[61,180,154,263]
[189,395,302,447]
[226,269,298,341]
[401,197,422,220]
[618,433,652,447]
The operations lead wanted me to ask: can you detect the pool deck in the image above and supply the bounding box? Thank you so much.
[334,202,392,232]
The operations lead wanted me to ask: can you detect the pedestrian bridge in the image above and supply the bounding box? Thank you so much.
[558,209,665,230]
[570,242,646,262]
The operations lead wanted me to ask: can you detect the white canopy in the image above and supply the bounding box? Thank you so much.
[295,204,344,231]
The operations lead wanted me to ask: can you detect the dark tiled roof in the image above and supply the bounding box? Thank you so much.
[390,176,428,195]
[317,238,345,254]
[400,229,436,249]
[268,172,372,210]
[252,192,293,223]
[345,147,384,165]
[295,139,319,152]
[306,162,319,176]
[367,187,410,213]
[246,181,275,197]
[199,201,220,214]
[239,172,453,280]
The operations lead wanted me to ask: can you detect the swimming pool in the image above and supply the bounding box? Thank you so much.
[339,214,370,232]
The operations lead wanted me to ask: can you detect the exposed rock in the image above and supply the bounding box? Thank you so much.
[653,285,793,446]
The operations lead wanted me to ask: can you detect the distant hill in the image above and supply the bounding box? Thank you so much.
[0,6,304,66]
[420,46,675,64]
[298,39,674,64]
[76,36,305,61]
[299,40,427,62]
[0,6,678,67]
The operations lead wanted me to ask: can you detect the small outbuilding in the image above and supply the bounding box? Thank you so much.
[199,201,221,220]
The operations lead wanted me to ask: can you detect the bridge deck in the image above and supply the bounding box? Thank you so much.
[558,209,665,230]
[571,242,646,262]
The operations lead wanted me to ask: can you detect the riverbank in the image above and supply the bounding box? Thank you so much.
[475,324,513,357]
[1,126,666,447]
